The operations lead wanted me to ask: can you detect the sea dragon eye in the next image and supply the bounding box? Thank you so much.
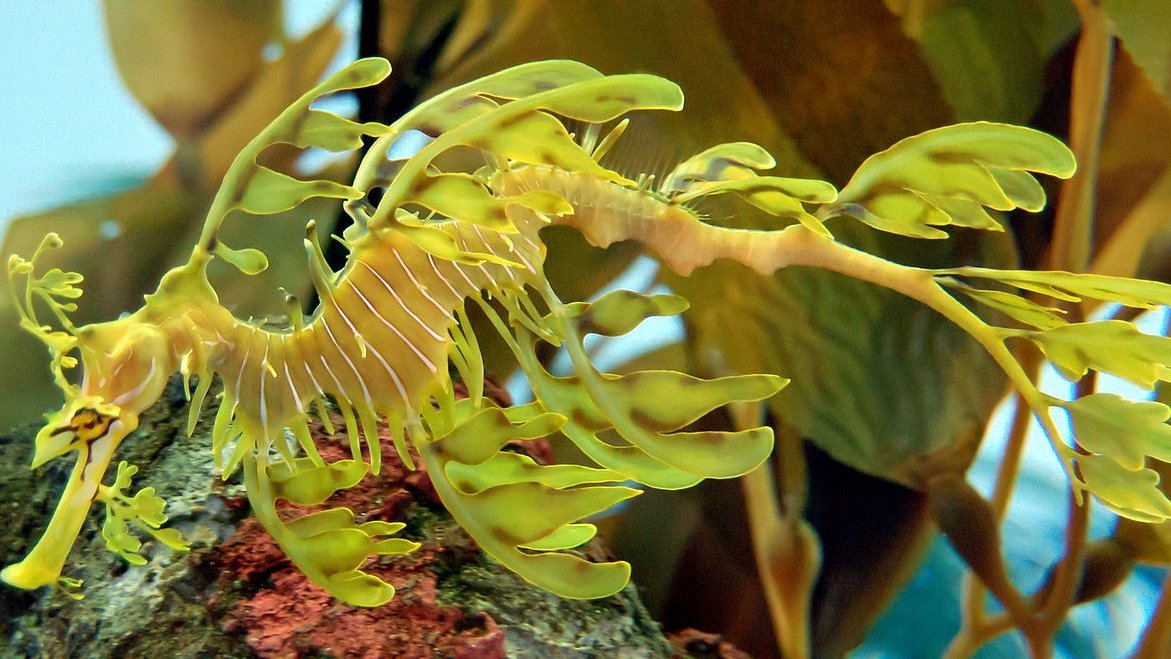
[68,408,113,443]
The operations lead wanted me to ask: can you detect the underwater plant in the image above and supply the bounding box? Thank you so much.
[5,56,1171,612]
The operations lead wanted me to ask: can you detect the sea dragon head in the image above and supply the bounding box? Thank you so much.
[2,233,175,591]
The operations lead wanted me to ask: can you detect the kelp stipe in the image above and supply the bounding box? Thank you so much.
[3,57,1169,606]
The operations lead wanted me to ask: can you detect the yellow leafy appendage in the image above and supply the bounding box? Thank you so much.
[3,58,1169,606]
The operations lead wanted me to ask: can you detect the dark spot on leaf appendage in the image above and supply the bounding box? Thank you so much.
[287,111,310,143]
[540,151,558,166]
[570,409,609,432]
[596,94,638,105]
[469,138,491,151]
[577,321,603,336]
[496,112,532,130]
[694,432,726,445]
[533,80,558,91]
[927,151,986,165]
[629,408,676,433]
[411,177,436,195]
[490,526,525,548]
[450,96,483,111]
[852,181,905,202]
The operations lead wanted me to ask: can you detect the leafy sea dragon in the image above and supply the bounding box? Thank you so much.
[7,58,1171,607]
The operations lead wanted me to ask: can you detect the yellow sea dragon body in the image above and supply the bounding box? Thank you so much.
[7,58,1171,607]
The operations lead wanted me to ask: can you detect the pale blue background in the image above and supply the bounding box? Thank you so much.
[0,1,356,233]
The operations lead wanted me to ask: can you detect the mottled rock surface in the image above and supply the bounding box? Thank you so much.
[0,380,675,658]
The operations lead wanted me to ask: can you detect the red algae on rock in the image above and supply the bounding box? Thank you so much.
[213,418,509,658]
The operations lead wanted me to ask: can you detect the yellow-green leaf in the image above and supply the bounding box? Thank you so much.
[949,267,1171,309]
[526,74,684,123]
[392,218,520,268]
[832,122,1075,237]
[267,459,369,506]
[660,141,777,196]
[518,523,597,551]
[1077,453,1171,523]
[949,284,1067,330]
[1026,320,1171,388]
[568,290,689,337]
[405,173,571,232]
[430,405,565,465]
[674,176,838,237]
[1065,394,1171,470]
[286,110,392,152]
[444,452,624,494]
[461,481,637,557]
[236,166,360,216]
[213,244,269,276]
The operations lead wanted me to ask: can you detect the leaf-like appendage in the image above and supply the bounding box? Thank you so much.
[287,109,391,152]
[445,452,623,494]
[576,363,784,479]
[376,60,603,140]
[421,420,638,599]
[286,509,418,606]
[552,364,780,479]
[430,402,565,465]
[7,234,86,392]
[97,460,191,566]
[942,281,1068,330]
[405,172,571,232]
[519,523,598,551]
[944,267,1171,309]
[245,458,419,608]
[213,244,269,275]
[608,370,783,433]
[475,111,625,184]
[523,360,704,490]
[1027,321,1171,389]
[661,141,837,237]
[110,461,137,490]
[566,289,689,337]
[267,458,369,506]
[659,142,777,196]
[390,215,522,267]
[674,176,838,237]
[832,122,1076,238]
[196,58,392,272]
[374,73,685,229]
[527,74,684,123]
[1065,394,1171,471]
[236,166,361,216]
[102,514,146,565]
[1076,454,1171,524]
